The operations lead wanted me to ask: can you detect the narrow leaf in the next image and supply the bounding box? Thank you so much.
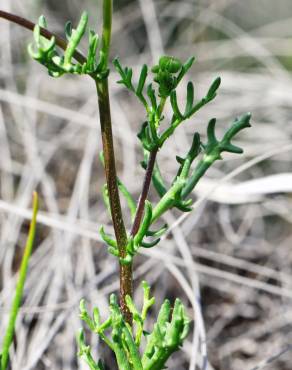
[206,118,217,146]
[185,81,194,115]
[170,91,183,120]
[1,192,38,370]
[65,21,72,40]
[136,64,148,96]
[134,201,153,246]
[206,77,221,100]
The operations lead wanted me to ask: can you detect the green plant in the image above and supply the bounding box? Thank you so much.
[0,192,38,370]
[0,2,251,369]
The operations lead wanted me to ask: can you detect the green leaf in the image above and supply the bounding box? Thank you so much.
[102,184,111,216]
[65,21,72,40]
[38,15,47,28]
[137,122,153,151]
[86,30,99,72]
[136,64,148,96]
[181,113,251,199]
[152,163,167,198]
[64,11,88,66]
[147,83,157,110]
[184,81,194,116]
[145,224,168,237]
[141,238,160,248]
[113,57,125,80]
[108,247,120,258]
[99,226,117,249]
[134,201,153,246]
[206,76,221,100]
[206,118,218,146]
[1,193,38,370]
[176,56,195,85]
[117,179,136,221]
[174,199,193,212]
[170,90,183,120]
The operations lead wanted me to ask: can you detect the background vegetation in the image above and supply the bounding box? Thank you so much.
[1,0,292,369]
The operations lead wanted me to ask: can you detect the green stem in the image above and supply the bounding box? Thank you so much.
[181,157,214,199]
[101,0,112,67]
[151,179,185,223]
[1,192,38,370]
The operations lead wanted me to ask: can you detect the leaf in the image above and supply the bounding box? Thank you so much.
[134,201,153,246]
[170,91,183,120]
[176,56,195,84]
[147,83,157,110]
[206,77,221,100]
[1,193,38,370]
[117,179,136,221]
[65,21,72,40]
[99,226,117,248]
[152,163,167,198]
[113,58,134,89]
[86,30,99,72]
[174,199,193,212]
[206,118,218,146]
[137,122,153,151]
[64,11,88,66]
[184,81,194,115]
[221,143,243,154]
[102,184,111,216]
[136,64,148,96]
[141,238,160,248]
[113,57,125,79]
[145,223,168,237]
[188,132,201,161]
[38,15,47,28]
[125,67,133,89]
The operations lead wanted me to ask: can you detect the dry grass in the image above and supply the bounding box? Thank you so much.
[1,0,292,369]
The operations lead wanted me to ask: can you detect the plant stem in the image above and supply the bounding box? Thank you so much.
[130,97,166,235]
[96,0,132,324]
[101,0,112,66]
[0,5,134,323]
[130,148,158,236]
[95,79,132,324]
[1,192,38,370]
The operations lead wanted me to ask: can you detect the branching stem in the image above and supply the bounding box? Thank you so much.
[130,148,158,236]
[0,5,133,323]
[130,97,166,236]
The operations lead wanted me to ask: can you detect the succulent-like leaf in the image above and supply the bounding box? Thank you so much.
[134,201,153,246]
[136,64,148,97]
[206,76,221,100]
[64,11,88,66]
[184,81,194,116]
[170,90,183,120]
[99,226,117,249]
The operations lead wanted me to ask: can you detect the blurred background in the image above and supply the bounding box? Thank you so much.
[1,0,292,369]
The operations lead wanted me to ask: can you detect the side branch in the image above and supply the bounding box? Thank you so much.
[0,10,86,65]
[130,149,158,236]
